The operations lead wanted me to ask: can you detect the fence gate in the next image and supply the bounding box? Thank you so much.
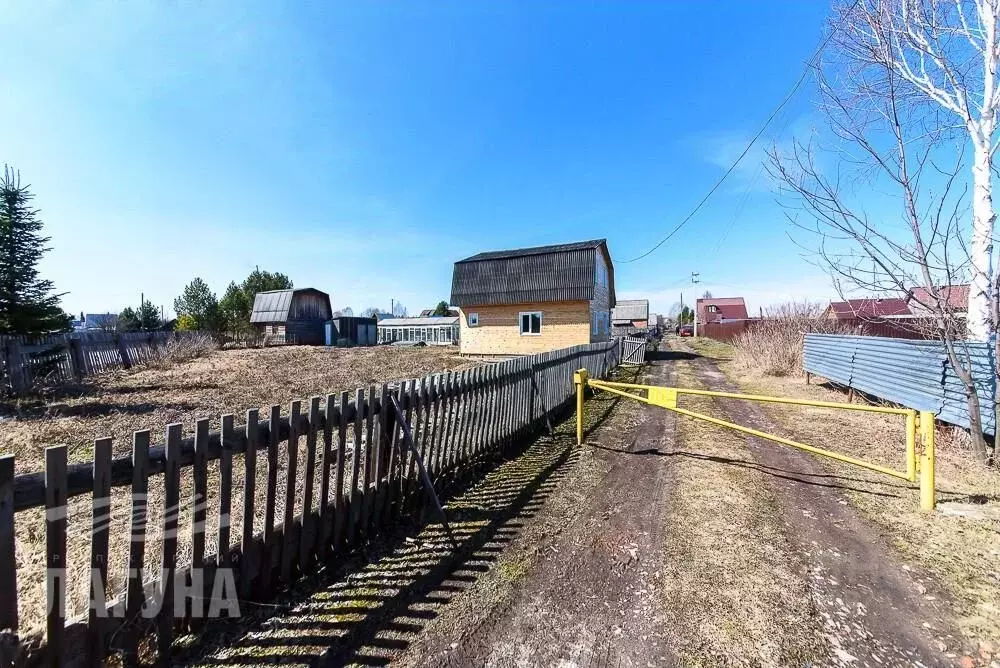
[620,336,646,366]
[572,369,938,510]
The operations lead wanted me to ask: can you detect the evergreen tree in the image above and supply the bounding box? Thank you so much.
[432,301,450,316]
[219,281,251,335]
[0,167,71,334]
[118,307,140,332]
[173,278,219,331]
[137,300,161,331]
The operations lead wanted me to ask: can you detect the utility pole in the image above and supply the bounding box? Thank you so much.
[690,273,700,337]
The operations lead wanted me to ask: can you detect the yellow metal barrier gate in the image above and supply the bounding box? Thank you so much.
[573,369,937,510]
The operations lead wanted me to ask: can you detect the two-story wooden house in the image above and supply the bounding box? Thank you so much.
[450,239,615,355]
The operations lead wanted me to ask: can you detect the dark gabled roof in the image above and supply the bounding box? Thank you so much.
[451,239,614,307]
[250,288,330,324]
[456,239,607,264]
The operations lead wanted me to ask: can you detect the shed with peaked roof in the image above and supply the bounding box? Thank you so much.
[250,288,332,345]
[696,297,749,325]
[450,239,615,355]
[611,299,649,333]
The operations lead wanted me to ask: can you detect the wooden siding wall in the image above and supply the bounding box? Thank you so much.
[289,292,332,321]
[590,253,612,343]
[0,340,620,666]
[458,301,592,355]
[0,332,195,394]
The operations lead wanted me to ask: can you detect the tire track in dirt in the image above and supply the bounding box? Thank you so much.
[680,342,958,667]
[425,361,678,668]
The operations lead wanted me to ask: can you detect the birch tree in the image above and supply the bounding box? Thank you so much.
[832,0,1000,340]
[768,0,1000,461]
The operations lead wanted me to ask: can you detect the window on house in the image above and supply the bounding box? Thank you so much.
[468,312,479,326]
[519,311,542,335]
[270,325,279,334]
[708,305,717,313]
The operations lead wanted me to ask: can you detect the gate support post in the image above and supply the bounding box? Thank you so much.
[574,369,588,445]
[919,411,936,511]
[905,411,916,483]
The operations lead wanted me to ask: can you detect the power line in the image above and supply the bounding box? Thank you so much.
[622,1,860,264]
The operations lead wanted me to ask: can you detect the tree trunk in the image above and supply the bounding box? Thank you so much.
[968,137,995,342]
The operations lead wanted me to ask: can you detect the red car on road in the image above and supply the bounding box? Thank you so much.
[678,324,694,337]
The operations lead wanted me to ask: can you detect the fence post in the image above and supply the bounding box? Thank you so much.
[116,335,132,370]
[68,338,85,382]
[5,341,25,394]
[919,411,936,511]
[574,368,588,445]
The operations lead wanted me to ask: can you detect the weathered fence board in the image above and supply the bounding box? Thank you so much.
[3,340,620,664]
[0,331,202,394]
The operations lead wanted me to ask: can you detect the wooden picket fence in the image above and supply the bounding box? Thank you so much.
[0,339,620,666]
[0,332,191,393]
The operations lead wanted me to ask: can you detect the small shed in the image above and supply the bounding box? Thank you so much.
[377,316,460,345]
[250,288,332,345]
[326,316,377,347]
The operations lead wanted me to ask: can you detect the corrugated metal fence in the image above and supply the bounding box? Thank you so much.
[803,334,995,434]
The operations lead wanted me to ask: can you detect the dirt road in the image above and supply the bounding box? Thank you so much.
[190,347,964,667]
[401,347,961,667]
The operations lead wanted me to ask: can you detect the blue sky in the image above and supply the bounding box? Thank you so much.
[1,1,840,318]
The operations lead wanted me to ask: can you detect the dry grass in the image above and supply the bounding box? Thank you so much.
[147,331,218,367]
[660,362,827,665]
[724,303,854,377]
[5,344,475,642]
[1,344,472,472]
[714,363,1000,648]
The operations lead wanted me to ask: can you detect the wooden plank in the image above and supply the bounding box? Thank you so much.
[391,380,413,519]
[347,388,363,545]
[0,455,16,633]
[299,397,321,570]
[157,424,182,667]
[191,419,209,578]
[405,377,426,511]
[88,438,112,665]
[46,445,68,667]
[218,415,234,569]
[281,401,301,584]
[123,431,150,661]
[440,372,457,477]
[241,409,258,598]
[456,370,472,468]
[425,375,441,480]
[318,394,335,558]
[373,384,391,529]
[260,405,280,594]
[361,385,376,537]
[333,391,349,550]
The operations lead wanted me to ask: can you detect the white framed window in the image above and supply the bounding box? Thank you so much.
[519,311,542,335]
[468,312,479,327]
[708,305,717,313]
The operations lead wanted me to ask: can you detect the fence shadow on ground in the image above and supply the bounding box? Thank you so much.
[174,379,631,667]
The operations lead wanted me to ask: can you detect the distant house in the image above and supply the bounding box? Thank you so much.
[377,316,460,346]
[419,307,459,318]
[611,299,649,334]
[822,298,912,320]
[250,288,332,345]
[906,284,969,316]
[84,313,118,331]
[450,239,615,355]
[696,297,748,325]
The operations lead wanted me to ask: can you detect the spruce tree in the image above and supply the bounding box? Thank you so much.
[0,167,70,334]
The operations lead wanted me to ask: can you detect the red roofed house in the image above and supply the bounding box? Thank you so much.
[822,298,912,320]
[906,284,969,316]
[696,297,749,325]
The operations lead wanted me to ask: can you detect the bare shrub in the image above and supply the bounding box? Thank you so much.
[150,332,218,367]
[731,302,852,377]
